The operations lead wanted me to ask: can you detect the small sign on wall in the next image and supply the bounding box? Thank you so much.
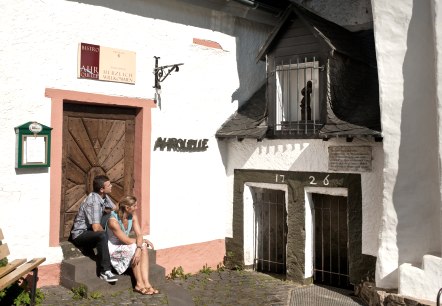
[77,42,136,84]
[328,146,372,172]
[15,122,52,168]
[154,137,209,152]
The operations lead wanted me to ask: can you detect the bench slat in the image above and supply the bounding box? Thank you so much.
[0,259,26,279]
[0,243,10,260]
[0,258,46,290]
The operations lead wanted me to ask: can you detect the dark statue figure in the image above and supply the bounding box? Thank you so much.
[300,81,312,121]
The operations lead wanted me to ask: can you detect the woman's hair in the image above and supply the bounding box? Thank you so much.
[117,195,137,220]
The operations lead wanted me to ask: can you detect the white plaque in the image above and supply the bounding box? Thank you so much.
[23,136,47,164]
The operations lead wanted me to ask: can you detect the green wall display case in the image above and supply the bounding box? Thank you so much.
[15,122,52,168]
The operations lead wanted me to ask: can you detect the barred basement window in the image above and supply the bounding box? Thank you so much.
[275,58,323,135]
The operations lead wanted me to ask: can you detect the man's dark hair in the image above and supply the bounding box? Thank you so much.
[93,175,110,193]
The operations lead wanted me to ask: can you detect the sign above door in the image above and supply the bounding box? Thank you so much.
[77,42,136,84]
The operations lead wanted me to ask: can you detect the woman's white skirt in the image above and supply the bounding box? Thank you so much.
[108,241,137,274]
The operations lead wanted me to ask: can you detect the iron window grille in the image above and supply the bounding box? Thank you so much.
[274,57,323,136]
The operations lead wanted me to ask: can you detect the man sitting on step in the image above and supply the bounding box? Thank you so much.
[70,175,118,282]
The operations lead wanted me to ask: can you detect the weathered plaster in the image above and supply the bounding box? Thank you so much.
[399,255,442,301]
[372,0,441,291]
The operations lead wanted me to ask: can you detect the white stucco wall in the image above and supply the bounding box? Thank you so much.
[147,8,270,249]
[372,0,441,289]
[399,255,442,301]
[0,0,270,264]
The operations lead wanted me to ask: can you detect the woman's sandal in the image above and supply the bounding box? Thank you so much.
[145,287,159,294]
[133,287,154,295]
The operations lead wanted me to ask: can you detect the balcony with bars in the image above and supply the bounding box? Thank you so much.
[274,59,323,137]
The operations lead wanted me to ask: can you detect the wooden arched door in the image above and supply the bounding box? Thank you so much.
[60,103,136,241]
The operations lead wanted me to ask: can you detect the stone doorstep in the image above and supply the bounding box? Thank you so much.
[60,241,85,260]
[60,249,166,294]
[357,282,436,306]
[61,271,133,294]
[60,241,159,266]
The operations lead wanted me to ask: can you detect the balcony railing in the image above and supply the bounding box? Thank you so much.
[275,57,323,135]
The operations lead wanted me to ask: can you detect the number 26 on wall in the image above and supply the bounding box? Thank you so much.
[309,174,330,186]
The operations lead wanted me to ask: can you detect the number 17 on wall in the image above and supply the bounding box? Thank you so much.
[275,174,285,183]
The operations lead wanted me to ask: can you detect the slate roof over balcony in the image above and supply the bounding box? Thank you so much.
[215,85,268,140]
[216,3,381,140]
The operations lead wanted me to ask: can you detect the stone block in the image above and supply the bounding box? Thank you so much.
[60,248,165,294]
[355,281,433,306]
[60,241,87,260]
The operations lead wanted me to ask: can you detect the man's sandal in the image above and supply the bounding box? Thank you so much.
[133,287,154,295]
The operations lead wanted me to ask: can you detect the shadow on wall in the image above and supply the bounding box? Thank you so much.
[231,18,269,106]
[394,0,440,266]
[69,0,271,106]
[68,0,235,33]
[216,139,258,176]
[217,138,319,176]
[217,139,230,175]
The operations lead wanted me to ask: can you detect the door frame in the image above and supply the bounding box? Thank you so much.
[243,183,288,268]
[45,88,156,246]
[252,187,287,274]
[310,192,349,288]
[304,187,348,281]
[228,169,376,286]
[60,104,137,241]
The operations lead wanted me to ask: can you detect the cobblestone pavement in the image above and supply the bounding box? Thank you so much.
[289,285,365,306]
[39,270,366,306]
[40,286,169,306]
[170,270,296,306]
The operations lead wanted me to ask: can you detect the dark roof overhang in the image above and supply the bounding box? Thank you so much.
[215,85,268,141]
[256,3,377,66]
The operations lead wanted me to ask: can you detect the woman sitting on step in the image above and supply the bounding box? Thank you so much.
[106,195,159,295]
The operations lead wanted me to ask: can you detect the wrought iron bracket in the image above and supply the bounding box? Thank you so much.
[153,56,183,91]
[152,56,183,108]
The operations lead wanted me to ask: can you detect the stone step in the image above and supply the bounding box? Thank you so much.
[60,241,85,259]
[60,243,165,294]
[399,254,442,302]
[61,257,133,293]
[60,241,159,264]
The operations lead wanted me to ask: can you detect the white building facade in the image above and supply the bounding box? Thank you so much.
[0,0,440,302]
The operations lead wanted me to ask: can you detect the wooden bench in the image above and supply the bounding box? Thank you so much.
[0,228,45,306]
